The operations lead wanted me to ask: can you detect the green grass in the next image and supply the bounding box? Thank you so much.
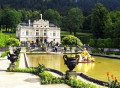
[0,51,10,57]
[2,33,16,38]
[61,31,92,37]
[0,29,16,38]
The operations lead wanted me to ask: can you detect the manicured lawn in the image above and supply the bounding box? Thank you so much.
[1,29,16,38]
[2,33,16,38]
[61,31,92,37]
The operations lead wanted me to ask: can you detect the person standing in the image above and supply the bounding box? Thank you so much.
[54,46,58,53]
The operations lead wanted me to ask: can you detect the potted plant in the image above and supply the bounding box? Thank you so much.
[26,47,30,52]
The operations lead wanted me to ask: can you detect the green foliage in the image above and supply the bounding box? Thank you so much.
[37,64,45,73]
[26,47,30,50]
[61,35,82,47]
[91,3,111,38]
[89,38,120,49]
[96,38,104,48]
[114,19,120,38]
[104,38,112,48]
[83,15,91,31]
[0,0,120,15]
[30,11,41,22]
[89,39,95,47]
[63,8,84,35]
[0,32,9,47]
[5,38,21,47]
[65,78,97,88]
[8,68,37,73]
[0,9,21,32]
[0,50,10,57]
[6,9,21,32]
[43,9,61,27]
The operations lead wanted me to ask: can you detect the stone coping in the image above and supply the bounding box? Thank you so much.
[78,72,108,86]
[24,53,32,68]
[26,52,62,55]
[91,53,120,59]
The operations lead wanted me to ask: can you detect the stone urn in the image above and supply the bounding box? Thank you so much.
[14,48,21,55]
[63,55,79,71]
[7,53,18,64]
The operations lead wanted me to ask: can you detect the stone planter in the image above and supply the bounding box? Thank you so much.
[7,53,18,64]
[63,55,79,71]
[63,55,79,79]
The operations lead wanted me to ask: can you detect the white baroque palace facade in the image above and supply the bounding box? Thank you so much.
[16,14,61,44]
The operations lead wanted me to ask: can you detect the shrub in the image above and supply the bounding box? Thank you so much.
[37,64,45,73]
[0,50,10,57]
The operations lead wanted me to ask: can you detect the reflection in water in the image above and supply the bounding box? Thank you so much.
[76,63,95,73]
[27,54,120,81]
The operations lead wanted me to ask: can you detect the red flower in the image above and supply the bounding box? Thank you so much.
[111,74,113,79]
[107,72,109,77]
[115,77,117,80]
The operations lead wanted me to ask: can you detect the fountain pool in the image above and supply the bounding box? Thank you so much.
[27,54,120,82]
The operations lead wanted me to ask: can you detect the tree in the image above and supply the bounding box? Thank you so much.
[82,15,91,31]
[63,8,84,35]
[0,9,2,31]
[61,35,82,48]
[1,9,21,32]
[7,10,21,32]
[91,3,110,38]
[114,19,120,38]
[43,9,61,27]
[5,38,21,47]
[30,11,40,22]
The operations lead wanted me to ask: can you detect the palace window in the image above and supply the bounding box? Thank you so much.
[44,30,47,36]
[26,30,29,36]
[36,30,39,36]
[53,31,56,36]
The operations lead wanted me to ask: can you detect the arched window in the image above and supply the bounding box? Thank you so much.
[44,30,47,36]
[36,30,39,36]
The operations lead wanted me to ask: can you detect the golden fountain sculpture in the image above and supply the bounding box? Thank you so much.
[75,48,95,63]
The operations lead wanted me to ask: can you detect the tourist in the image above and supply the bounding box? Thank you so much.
[64,46,67,52]
[54,46,58,53]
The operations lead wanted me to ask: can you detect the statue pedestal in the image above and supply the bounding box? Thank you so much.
[9,63,16,69]
[66,70,77,79]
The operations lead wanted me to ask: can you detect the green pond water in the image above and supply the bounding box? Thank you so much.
[27,54,120,82]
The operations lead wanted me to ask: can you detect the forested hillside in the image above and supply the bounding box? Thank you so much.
[0,0,120,13]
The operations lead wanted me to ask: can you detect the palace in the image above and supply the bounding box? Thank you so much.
[16,14,61,44]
